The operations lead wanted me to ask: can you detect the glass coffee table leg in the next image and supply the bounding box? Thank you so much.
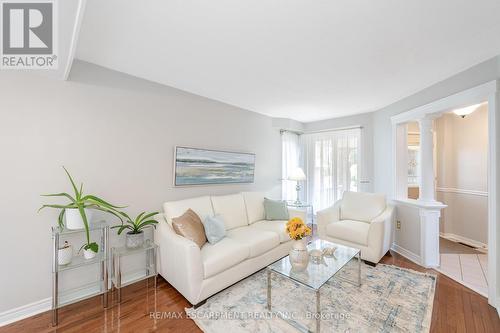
[316,289,320,332]
[267,269,271,311]
[358,252,361,287]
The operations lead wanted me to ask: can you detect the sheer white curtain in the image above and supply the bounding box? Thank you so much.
[304,128,361,212]
[281,131,301,201]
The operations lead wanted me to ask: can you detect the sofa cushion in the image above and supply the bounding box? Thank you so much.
[226,226,280,258]
[340,191,386,223]
[211,194,248,230]
[200,238,249,278]
[326,220,370,246]
[250,220,290,243]
[172,209,207,248]
[242,192,265,224]
[163,196,214,226]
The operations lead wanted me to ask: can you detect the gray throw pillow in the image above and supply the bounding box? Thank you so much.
[202,214,226,244]
[264,198,289,220]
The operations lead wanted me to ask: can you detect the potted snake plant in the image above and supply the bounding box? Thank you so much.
[40,167,125,259]
[112,211,159,248]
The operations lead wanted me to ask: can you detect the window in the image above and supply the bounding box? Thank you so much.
[304,128,361,212]
[281,131,301,201]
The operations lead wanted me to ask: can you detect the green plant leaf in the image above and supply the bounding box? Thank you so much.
[136,220,158,231]
[38,203,77,212]
[140,212,159,223]
[58,209,66,229]
[41,192,76,203]
[117,225,131,235]
[81,195,126,209]
[62,166,80,200]
[88,242,99,253]
[77,205,91,245]
[135,212,146,225]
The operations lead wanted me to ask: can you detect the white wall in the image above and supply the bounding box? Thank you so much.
[0,60,282,316]
[435,106,489,245]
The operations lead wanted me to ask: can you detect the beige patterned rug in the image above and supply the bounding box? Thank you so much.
[186,260,436,332]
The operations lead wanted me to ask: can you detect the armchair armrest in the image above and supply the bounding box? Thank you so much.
[154,216,203,304]
[367,205,395,258]
[316,200,341,237]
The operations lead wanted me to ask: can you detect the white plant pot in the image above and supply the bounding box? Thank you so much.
[83,248,97,260]
[65,208,93,230]
[289,239,309,272]
[126,231,144,249]
[58,245,73,266]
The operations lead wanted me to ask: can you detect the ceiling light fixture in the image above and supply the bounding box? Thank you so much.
[453,103,482,118]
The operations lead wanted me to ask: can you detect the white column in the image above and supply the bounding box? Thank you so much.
[419,207,442,268]
[418,117,435,202]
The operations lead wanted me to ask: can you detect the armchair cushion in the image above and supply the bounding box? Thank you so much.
[340,191,386,222]
[200,238,249,278]
[326,219,370,246]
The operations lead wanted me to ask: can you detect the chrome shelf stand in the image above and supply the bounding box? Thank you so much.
[51,221,110,326]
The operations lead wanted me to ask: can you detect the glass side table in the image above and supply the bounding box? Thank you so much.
[286,201,314,236]
[51,221,109,326]
[111,241,158,303]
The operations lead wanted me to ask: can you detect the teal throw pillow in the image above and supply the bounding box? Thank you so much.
[202,214,226,244]
[264,198,289,220]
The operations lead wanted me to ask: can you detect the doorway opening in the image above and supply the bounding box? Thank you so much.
[434,102,489,296]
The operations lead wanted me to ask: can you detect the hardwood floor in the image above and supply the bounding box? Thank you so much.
[1,251,499,333]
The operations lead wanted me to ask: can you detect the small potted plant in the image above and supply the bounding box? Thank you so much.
[40,167,125,259]
[112,211,159,248]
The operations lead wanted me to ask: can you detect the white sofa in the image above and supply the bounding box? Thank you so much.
[317,191,394,264]
[154,192,306,305]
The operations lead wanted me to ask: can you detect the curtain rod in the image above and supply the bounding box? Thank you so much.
[281,125,363,136]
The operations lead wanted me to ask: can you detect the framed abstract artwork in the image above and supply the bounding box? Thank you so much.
[174,146,256,186]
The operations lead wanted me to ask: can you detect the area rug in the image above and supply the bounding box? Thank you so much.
[186,260,436,332]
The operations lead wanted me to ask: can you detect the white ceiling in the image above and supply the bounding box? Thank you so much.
[76,0,500,122]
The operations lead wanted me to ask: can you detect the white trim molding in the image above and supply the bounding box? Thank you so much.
[390,243,422,266]
[440,232,488,252]
[0,298,51,327]
[391,80,498,125]
[436,187,488,197]
[62,0,88,80]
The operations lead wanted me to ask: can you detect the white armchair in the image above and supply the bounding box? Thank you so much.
[317,191,394,264]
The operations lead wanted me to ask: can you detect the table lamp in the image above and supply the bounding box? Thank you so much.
[288,167,306,205]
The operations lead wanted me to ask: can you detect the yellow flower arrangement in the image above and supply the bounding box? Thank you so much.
[286,217,312,240]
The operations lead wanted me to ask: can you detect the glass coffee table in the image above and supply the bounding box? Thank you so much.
[267,239,361,332]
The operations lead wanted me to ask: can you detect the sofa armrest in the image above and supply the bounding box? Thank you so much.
[288,207,307,223]
[154,216,204,304]
[316,200,341,237]
[367,205,395,259]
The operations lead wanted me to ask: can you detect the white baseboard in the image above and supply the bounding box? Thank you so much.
[440,233,488,252]
[390,243,422,266]
[0,282,102,327]
[0,298,51,327]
